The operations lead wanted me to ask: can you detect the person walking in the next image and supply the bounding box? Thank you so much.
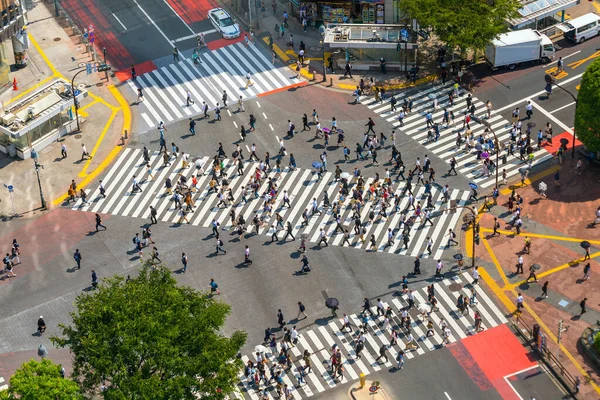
[516,255,524,274]
[297,301,307,320]
[447,229,458,246]
[189,118,196,135]
[215,238,226,255]
[151,246,161,263]
[132,175,142,193]
[91,269,98,288]
[81,144,91,160]
[61,144,67,158]
[580,297,587,315]
[73,249,82,270]
[541,281,549,299]
[149,205,158,224]
[277,309,285,329]
[209,278,221,295]
[472,266,480,285]
[526,264,538,283]
[244,245,252,264]
[583,263,591,280]
[181,252,188,273]
[95,213,106,231]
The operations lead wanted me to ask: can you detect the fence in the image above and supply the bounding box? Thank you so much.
[511,315,581,398]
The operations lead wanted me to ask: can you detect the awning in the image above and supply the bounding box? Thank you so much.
[507,0,579,29]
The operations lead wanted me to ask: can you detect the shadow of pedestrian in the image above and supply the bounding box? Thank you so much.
[234,262,250,269]
[314,316,334,326]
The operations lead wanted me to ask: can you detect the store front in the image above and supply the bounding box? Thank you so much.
[291,0,386,25]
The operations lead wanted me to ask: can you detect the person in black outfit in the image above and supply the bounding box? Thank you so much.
[362,298,374,316]
[413,257,421,274]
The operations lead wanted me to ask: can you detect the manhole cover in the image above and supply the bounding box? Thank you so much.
[74,134,83,139]
[54,37,61,42]
[287,60,295,65]
[77,83,86,90]
[309,46,321,52]
[96,83,103,87]
[448,283,463,292]
[78,62,86,68]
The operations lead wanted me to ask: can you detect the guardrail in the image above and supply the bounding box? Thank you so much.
[511,315,581,398]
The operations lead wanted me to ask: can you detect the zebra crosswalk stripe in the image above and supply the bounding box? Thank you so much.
[70,151,470,257]
[130,44,301,133]
[360,83,555,189]
[237,281,507,399]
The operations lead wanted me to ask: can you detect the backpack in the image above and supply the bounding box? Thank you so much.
[495,222,500,229]
[132,237,137,244]
[218,239,224,246]
[452,231,456,238]
[290,124,295,131]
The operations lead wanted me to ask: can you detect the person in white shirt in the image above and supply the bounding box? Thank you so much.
[472,266,480,285]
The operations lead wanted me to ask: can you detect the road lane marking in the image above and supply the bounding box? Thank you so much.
[493,72,583,114]
[528,100,573,134]
[173,29,218,43]
[444,393,453,400]
[133,0,174,49]
[269,123,274,131]
[543,50,580,67]
[549,101,576,114]
[161,0,195,34]
[112,13,127,31]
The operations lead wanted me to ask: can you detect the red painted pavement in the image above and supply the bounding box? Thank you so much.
[59,0,135,72]
[164,0,218,24]
[208,34,246,50]
[449,324,537,399]
[115,60,158,83]
[0,209,109,286]
[541,131,582,154]
[258,81,308,97]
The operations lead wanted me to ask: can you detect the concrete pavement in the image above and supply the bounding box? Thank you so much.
[468,155,600,399]
[0,1,131,218]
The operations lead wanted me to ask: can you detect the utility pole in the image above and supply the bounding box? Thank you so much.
[30,149,47,210]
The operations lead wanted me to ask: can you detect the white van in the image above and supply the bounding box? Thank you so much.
[557,13,600,43]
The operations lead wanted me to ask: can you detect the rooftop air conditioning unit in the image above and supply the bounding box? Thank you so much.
[2,113,15,125]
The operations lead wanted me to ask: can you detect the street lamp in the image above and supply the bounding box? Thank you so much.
[444,203,478,268]
[320,40,326,83]
[71,68,87,132]
[30,149,47,210]
[546,74,578,158]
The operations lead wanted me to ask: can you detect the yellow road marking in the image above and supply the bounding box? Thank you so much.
[337,75,435,91]
[479,267,516,312]
[567,50,600,70]
[481,236,510,287]
[78,99,100,112]
[262,37,290,62]
[504,251,600,290]
[500,165,560,195]
[480,228,600,245]
[510,286,600,395]
[53,84,132,205]
[545,66,568,80]
[78,109,118,178]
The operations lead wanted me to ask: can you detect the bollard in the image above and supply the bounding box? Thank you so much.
[329,77,333,86]
[359,373,366,389]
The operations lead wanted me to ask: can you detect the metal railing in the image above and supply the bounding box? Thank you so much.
[512,315,581,397]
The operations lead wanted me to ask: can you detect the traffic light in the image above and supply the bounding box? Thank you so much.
[97,63,111,72]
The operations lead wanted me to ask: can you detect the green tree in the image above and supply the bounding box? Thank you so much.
[0,359,83,400]
[574,57,600,153]
[399,0,521,52]
[51,265,246,399]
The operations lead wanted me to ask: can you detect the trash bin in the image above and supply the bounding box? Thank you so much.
[532,323,540,341]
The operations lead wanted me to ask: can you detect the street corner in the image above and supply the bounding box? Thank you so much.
[349,382,393,400]
[0,209,109,285]
[114,60,157,83]
[447,324,539,399]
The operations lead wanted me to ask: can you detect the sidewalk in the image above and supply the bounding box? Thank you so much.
[469,155,600,399]
[0,1,131,218]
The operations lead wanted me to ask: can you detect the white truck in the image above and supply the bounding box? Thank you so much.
[485,29,555,70]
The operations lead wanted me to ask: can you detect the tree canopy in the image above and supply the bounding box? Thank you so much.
[51,265,246,399]
[574,57,600,153]
[0,359,83,400]
[399,0,522,51]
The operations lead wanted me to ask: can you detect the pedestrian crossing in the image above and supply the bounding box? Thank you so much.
[127,42,299,133]
[69,148,471,260]
[235,272,508,399]
[360,83,554,189]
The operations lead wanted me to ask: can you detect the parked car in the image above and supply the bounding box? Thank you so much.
[208,8,240,39]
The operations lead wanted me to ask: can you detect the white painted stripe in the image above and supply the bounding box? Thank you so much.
[112,13,127,30]
[305,331,338,388]
[462,271,508,323]
[317,325,358,380]
[133,0,173,47]
[92,149,142,214]
[328,321,371,375]
[144,73,183,119]
[141,112,155,129]
[135,76,175,121]
[433,190,470,259]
